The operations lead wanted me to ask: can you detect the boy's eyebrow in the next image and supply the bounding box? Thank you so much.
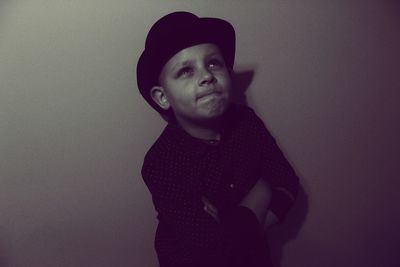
[171,60,192,71]
[206,51,222,58]
[170,51,223,71]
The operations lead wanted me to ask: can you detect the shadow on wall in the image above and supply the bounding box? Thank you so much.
[268,184,309,267]
[232,69,309,267]
[231,70,254,106]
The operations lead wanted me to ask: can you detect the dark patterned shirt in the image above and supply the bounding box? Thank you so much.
[142,104,299,267]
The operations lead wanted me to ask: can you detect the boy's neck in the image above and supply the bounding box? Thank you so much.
[174,116,223,141]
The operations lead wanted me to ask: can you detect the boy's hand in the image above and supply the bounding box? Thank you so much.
[201,196,220,223]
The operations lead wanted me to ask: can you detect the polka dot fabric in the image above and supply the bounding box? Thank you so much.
[141,104,299,266]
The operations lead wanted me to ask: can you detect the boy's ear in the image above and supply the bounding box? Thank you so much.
[150,86,170,110]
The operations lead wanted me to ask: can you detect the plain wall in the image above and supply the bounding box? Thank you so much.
[1,1,399,266]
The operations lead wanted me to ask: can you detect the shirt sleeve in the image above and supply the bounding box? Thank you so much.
[250,109,300,223]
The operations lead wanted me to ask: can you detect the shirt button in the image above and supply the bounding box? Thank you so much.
[229,183,235,189]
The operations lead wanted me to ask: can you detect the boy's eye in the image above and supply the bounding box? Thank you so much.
[209,58,224,69]
[176,67,193,78]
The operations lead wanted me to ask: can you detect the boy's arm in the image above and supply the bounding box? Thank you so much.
[204,178,275,228]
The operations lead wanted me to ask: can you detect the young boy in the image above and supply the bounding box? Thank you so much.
[137,11,299,267]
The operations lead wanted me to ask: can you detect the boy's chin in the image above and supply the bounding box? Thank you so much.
[201,98,230,115]
[173,101,231,125]
[196,103,231,121]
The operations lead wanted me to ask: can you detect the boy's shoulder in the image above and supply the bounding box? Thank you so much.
[142,116,196,169]
[143,124,179,163]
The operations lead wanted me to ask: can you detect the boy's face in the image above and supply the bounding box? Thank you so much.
[152,43,232,125]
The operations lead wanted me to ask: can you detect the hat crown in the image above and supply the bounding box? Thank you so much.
[145,12,198,49]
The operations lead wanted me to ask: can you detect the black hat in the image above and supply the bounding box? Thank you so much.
[136,11,236,114]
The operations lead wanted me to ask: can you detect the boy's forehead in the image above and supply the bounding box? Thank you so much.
[166,43,222,67]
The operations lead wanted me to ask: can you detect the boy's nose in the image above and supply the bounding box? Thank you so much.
[199,69,216,86]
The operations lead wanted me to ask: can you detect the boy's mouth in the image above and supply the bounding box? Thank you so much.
[196,89,222,101]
